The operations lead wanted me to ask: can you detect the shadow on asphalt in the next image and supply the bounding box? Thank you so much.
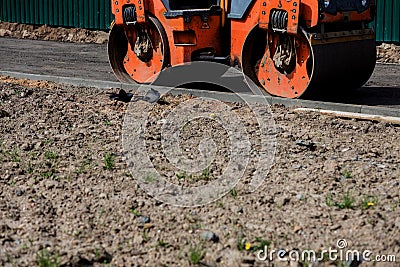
[308,86,400,107]
[163,81,400,109]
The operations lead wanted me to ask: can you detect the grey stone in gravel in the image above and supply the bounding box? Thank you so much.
[276,196,290,206]
[142,88,160,103]
[21,143,32,151]
[202,230,219,242]
[346,254,364,267]
[15,188,24,196]
[296,193,305,200]
[132,88,160,103]
[330,224,341,230]
[19,90,32,98]
[34,141,42,149]
[294,164,302,170]
[41,241,53,248]
[296,140,316,150]
[242,256,255,264]
[139,216,150,224]
[11,162,19,168]
[0,109,10,118]
[324,159,338,174]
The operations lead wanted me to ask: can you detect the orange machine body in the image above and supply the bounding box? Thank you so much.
[109,0,376,98]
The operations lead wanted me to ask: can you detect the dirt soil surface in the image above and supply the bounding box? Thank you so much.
[0,76,399,266]
[0,22,109,44]
[377,43,400,64]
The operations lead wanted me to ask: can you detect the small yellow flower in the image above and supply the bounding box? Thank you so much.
[245,242,251,251]
[367,202,374,207]
[210,113,215,118]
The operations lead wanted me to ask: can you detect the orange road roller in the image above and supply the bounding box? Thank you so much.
[108,0,376,98]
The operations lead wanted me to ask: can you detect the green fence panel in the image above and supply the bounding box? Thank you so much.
[374,0,400,42]
[0,0,396,38]
[9,0,13,24]
[19,0,23,24]
[10,0,15,22]
[68,0,73,27]
[33,0,37,25]
[29,0,34,24]
[0,0,114,30]
[384,0,393,41]
[391,0,400,42]
[49,0,54,25]
[99,0,105,29]
[58,0,63,26]
[0,0,113,30]
[73,0,79,27]
[375,1,383,41]
[103,0,109,29]
[43,0,49,25]
[1,0,4,23]
[94,0,100,29]
[15,0,20,23]
[78,0,84,28]
[84,0,89,28]
[38,0,43,24]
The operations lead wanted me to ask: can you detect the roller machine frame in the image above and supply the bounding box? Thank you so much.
[108,0,376,98]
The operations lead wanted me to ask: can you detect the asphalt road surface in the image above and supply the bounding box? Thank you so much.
[0,37,117,82]
[0,37,399,108]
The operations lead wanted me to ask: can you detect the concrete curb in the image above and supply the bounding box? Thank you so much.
[1,70,399,118]
[0,71,124,89]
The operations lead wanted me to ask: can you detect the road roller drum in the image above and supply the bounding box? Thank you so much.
[108,0,377,98]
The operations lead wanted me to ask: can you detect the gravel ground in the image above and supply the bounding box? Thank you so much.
[0,76,399,266]
[0,22,108,44]
[0,22,399,63]
[377,44,400,64]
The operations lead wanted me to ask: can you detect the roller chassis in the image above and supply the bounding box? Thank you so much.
[108,0,376,98]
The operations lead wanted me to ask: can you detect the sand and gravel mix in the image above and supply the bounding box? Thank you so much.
[0,76,399,266]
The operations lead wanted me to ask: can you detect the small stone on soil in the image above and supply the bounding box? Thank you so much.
[139,216,151,224]
[15,189,24,196]
[202,231,219,242]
